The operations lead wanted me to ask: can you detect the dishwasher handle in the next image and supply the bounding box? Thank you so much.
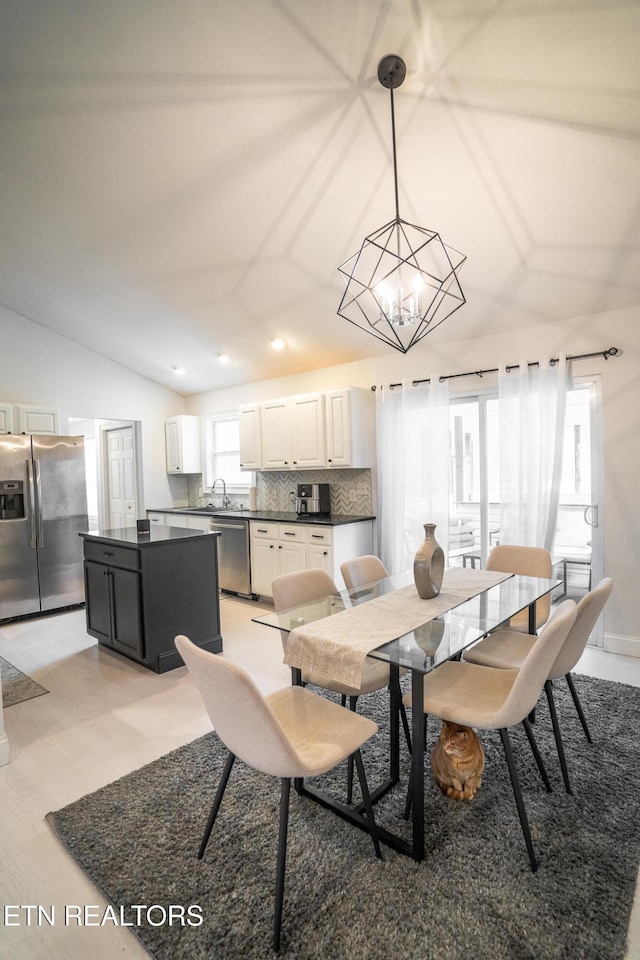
[210,520,249,531]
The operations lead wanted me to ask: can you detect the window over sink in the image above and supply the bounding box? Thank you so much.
[203,411,253,494]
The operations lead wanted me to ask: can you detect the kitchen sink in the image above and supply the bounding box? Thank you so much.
[181,506,233,513]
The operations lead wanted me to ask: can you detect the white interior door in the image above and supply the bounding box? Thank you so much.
[107,426,136,528]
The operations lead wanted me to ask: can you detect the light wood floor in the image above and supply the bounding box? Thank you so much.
[0,596,638,960]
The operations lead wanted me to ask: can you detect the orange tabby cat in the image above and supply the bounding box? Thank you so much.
[431,720,485,801]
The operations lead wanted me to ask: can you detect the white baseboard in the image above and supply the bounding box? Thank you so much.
[604,633,640,658]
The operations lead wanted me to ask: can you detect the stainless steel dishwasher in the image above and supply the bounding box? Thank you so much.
[209,517,251,596]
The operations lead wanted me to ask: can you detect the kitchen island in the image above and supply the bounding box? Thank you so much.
[80,526,222,673]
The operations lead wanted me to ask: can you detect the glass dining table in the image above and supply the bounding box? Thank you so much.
[253,567,561,862]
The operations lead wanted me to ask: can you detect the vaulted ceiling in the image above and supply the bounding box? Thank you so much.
[1,0,638,395]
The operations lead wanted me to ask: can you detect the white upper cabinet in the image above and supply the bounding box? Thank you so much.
[0,403,61,435]
[239,404,262,470]
[165,415,202,474]
[261,399,293,469]
[0,404,13,434]
[240,387,375,472]
[325,387,375,468]
[291,393,325,469]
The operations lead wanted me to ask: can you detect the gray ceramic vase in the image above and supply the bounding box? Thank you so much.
[413,522,445,599]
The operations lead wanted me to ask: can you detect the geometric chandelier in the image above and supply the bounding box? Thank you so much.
[337,54,466,354]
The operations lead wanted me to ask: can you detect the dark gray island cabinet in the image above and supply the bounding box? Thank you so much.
[80,526,222,673]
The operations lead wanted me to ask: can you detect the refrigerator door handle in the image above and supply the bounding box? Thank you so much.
[26,458,38,548]
[34,458,44,547]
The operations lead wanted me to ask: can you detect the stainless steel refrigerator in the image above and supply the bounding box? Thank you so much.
[0,434,88,620]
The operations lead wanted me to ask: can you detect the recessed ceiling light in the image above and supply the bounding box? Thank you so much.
[217,353,230,364]
[270,338,285,351]
[172,366,187,376]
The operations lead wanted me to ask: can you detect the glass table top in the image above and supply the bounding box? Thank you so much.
[252,570,561,675]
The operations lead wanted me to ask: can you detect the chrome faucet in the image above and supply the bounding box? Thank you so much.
[211,478,229,509]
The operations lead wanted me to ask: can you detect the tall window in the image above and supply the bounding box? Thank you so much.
[447,384,594,567]
[203,413,250,493]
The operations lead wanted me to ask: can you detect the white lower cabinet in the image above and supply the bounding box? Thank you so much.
[250,520,373,598]
[147,512,167,527]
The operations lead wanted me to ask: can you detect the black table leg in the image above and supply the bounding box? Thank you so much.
[411,670,425,862]
[389,663,400,782]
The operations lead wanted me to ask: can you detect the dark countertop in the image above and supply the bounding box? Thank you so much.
[80,526,220,547]
[147,507,375,527]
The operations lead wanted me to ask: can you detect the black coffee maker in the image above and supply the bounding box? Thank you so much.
[295,483,331,515]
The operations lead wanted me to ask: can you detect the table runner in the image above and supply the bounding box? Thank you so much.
[284,567,511,688]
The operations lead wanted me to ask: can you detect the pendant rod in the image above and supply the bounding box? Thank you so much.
[390,86,400,223]
[370,347,620,391]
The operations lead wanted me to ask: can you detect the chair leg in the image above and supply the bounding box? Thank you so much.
[521,717,552,792]
[565,672,593,744]
[198,751,236,860]
[273,778,290,953]
[346,695,359,804]
[499,728,538,873]
[353,749,383,860]
[544,680,572,795]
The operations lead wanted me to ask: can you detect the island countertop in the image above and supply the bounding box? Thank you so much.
[80,526,220,547]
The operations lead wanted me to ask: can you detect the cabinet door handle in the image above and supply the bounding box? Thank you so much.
[103,551,114,557]
[283,532,295,536]
[311,534,324,540]
[257,528,268,533]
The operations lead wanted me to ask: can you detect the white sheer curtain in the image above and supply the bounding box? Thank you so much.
[376,378,450,574]
[498,355,567,551]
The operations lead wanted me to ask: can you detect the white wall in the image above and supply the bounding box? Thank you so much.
[0,305,187,509]
[186,305,639,651]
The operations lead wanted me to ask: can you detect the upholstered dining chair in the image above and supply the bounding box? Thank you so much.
[175,634,382,953]
[402,599,577,872]
[486,544,553,632]
[340,555,389,591]
[272,568,410,803]
[463,578,613,794]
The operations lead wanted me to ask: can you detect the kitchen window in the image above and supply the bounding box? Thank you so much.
[203,412,252,493]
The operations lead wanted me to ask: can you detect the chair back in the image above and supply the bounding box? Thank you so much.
[272,568,338,611]
[271,568,338,655]
[493,600,577,728]
[175,635,300,778]
[341,555,389,591]
[549,578,613,679]
[487,544,552,629]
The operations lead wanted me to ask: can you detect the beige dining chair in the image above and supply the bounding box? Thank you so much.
[175,634,382,953]
[486,544,553,632]
[402,599,577,872]
[341,555,389,591]
[272,568,409,803]
[463,578,613,794]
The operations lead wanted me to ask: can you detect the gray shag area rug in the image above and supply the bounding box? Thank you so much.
[0,654,48,707]
[47,675,639,960]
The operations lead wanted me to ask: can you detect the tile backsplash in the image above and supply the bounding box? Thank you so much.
[188,468,373,516]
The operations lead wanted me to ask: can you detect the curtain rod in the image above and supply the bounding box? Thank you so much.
[370,346,620,391]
